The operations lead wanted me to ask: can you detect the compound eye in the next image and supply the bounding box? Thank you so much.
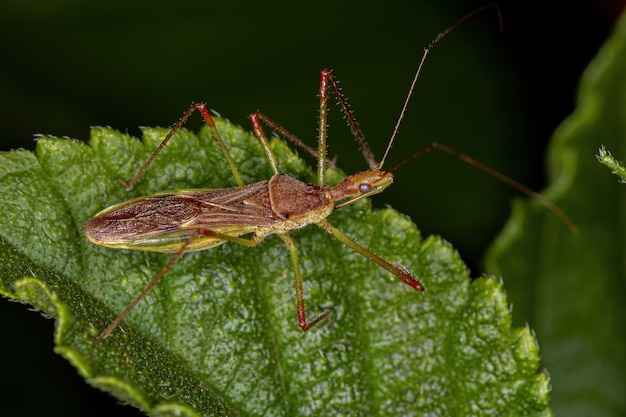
[359,183,371,193]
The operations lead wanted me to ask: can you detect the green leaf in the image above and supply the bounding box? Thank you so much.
[1,119,549,416]
[485,12,626,417]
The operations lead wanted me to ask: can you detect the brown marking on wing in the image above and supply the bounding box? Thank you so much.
[84,181,281,243]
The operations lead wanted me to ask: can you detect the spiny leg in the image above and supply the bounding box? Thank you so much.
[317,69,331,186]
[248,112,281,175]
[249,111,340,173]
[321,69,378,170]
[277,233,331,331]
[317,219,424,291]
[250,112,322,164]
[317,68,378,184]
[119,102,244,191]
[195,104,245,187]
[249,64,384,187]
[249,67,372,188]
[97,238,193,341]
[97,229,263,340]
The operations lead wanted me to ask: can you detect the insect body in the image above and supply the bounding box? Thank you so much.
[85,4,574,340]
[86,170,399,261]
[85,102,419,340]
[86,176,334,253]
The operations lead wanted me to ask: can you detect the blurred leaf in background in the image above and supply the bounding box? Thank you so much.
[486,8,626,417]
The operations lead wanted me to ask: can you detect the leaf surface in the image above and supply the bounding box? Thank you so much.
[1,120,549,416]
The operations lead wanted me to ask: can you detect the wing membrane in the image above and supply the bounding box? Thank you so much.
[84,181,281,251]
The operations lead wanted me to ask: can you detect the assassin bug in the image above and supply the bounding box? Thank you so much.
[84,4,576,340]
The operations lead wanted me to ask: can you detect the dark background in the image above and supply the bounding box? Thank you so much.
[0,0,618,415]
